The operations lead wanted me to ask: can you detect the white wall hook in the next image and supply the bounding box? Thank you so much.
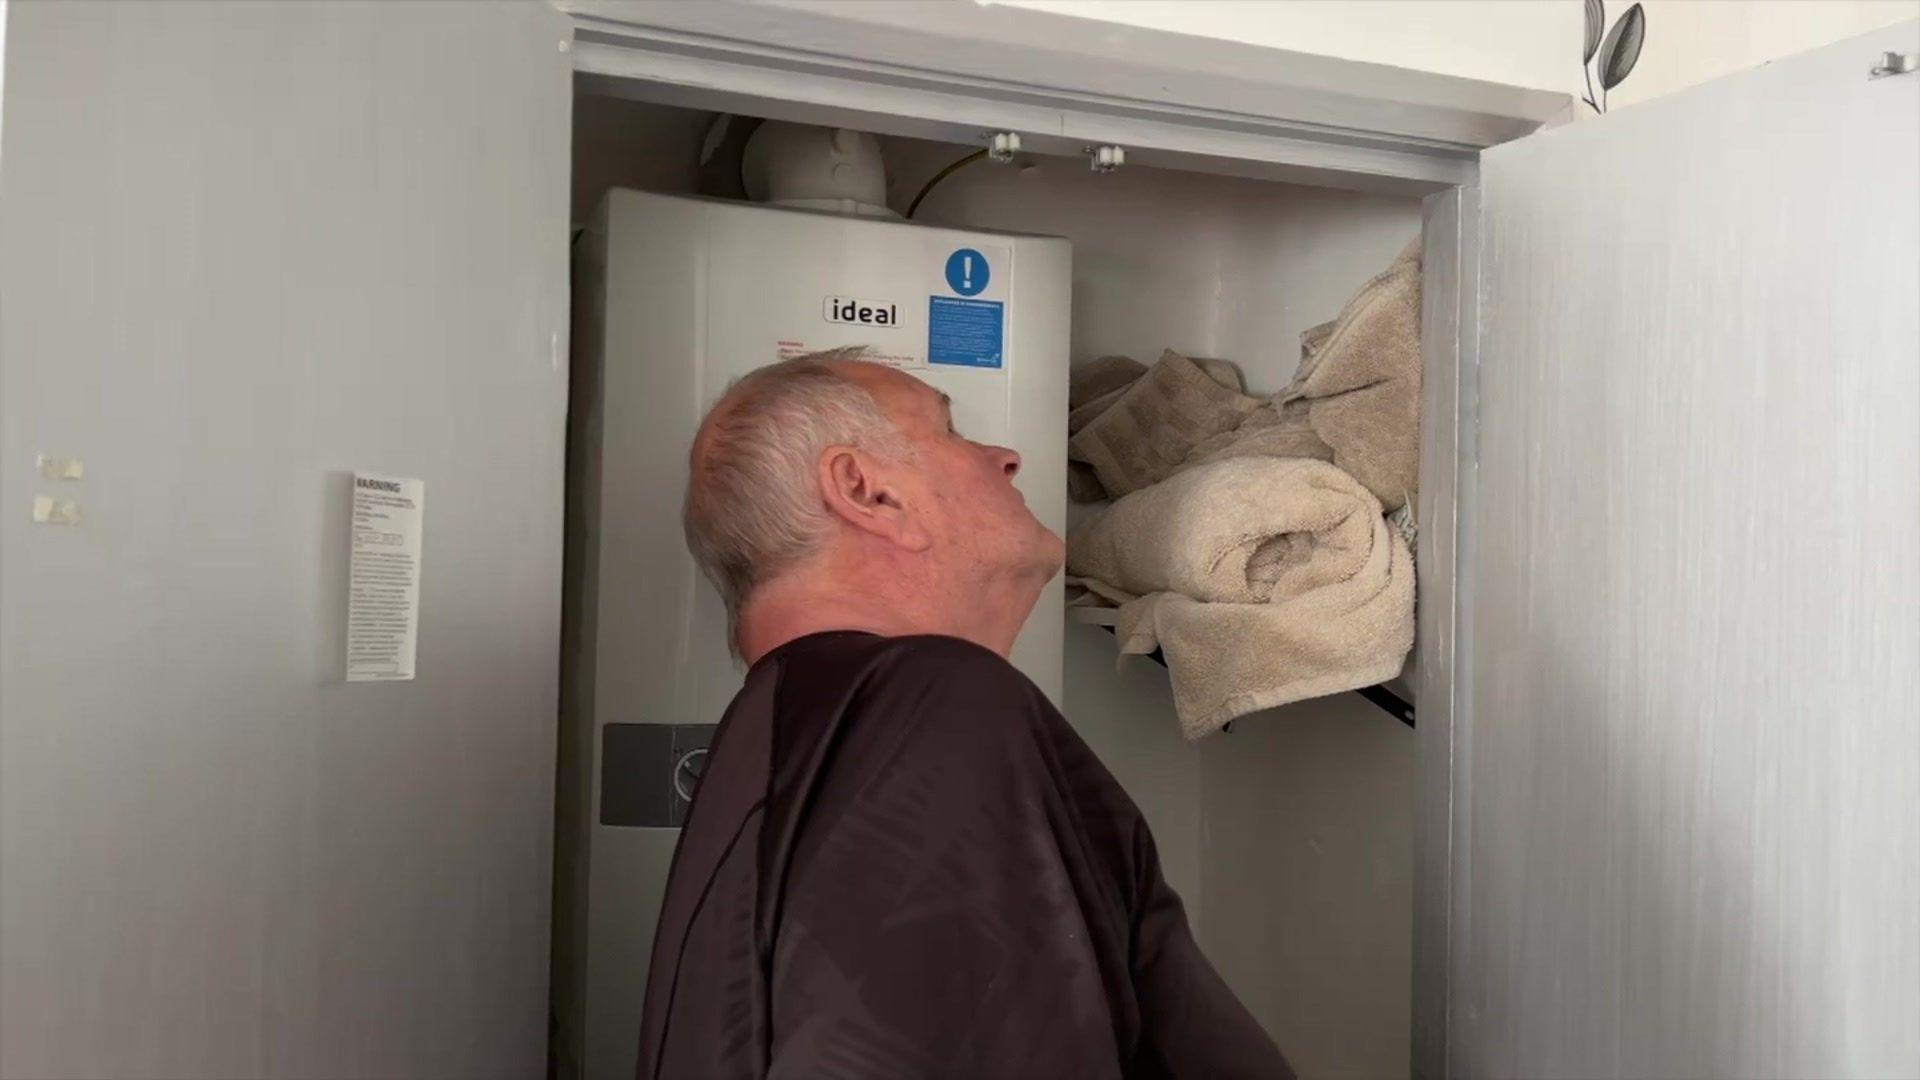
[987,131,1021,163]
[1869,51,1917,78]
[1086,144,1126,174]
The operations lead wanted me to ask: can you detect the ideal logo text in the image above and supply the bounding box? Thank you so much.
[823,296,899,328]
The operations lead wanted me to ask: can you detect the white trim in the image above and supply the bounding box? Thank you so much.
[570,43,1467,194]
[558,0,1570,194]
[1414,184,1476,1080]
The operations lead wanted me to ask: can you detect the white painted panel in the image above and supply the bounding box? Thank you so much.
[1465,21,1920,1079]
[0,2,571,1077]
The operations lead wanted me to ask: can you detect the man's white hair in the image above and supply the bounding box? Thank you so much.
[683,348,912,650]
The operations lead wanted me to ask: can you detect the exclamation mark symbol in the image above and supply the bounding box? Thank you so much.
[962,256,974,291]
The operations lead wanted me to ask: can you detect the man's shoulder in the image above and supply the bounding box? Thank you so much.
[776,631,1037,696]
[771,631,1055,758]
[867,635,1053,722]
[873,633,1031,682]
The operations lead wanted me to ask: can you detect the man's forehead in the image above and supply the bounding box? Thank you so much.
[913,382,953,424]
[888,378,949,428]
[904,374,950,410]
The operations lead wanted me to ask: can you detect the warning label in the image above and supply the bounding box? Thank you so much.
[927,297,1004,369]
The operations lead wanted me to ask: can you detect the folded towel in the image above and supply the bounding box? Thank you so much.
[1068,356,1151,502]
[1180,396,1332,473]
[1068,355,1149,427]
[1281,237,1422,511]
[1067,456,1414,739]
[1068,349,1262,500]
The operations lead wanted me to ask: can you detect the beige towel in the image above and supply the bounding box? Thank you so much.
[1068,355,1149,433]
[1068,353,1258,501]
[1069,349,1262,500]
[1181,396,1333,473]
[1067,356,1150,503]
[1282,238,1422,511]
[1067,456,1413,739]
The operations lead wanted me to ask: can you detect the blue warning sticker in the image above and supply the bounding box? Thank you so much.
[944,248,990,297]
[927,296,1004,369]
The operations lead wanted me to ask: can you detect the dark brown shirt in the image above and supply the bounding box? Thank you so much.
[638,631,1292,1079]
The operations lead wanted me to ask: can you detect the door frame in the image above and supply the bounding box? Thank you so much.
[557,0,1568,195]
[553,4,1541,1076]
[1413,184,1476,1080]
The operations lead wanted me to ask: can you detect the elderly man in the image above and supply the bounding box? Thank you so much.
[636,350,1291,1079]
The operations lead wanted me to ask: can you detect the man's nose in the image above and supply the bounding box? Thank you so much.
[992,445,1021,478]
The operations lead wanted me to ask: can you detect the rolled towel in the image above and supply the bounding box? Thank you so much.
[1067,456,1413,739]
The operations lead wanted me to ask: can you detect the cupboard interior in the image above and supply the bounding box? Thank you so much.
[566,91,1428,1080]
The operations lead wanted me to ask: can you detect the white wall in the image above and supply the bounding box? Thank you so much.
[888,137,1422,1079]
[1606,0,1920,108]
[0,3,571,1076]
[571,96,712,222]
[1200,699,1415,1080]
[994,0,1579,96]
[996,0,1918,113]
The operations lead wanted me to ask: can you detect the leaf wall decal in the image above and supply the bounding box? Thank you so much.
[1599,3,1646,91]
[1584,0,1606,63]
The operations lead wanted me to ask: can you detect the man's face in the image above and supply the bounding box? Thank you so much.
[835,362,1064,587]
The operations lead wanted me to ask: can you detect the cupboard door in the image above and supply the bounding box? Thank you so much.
[0,3,571,1077]
[1457,20,1918,1080]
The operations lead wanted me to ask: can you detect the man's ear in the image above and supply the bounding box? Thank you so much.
[818,447,933,552]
